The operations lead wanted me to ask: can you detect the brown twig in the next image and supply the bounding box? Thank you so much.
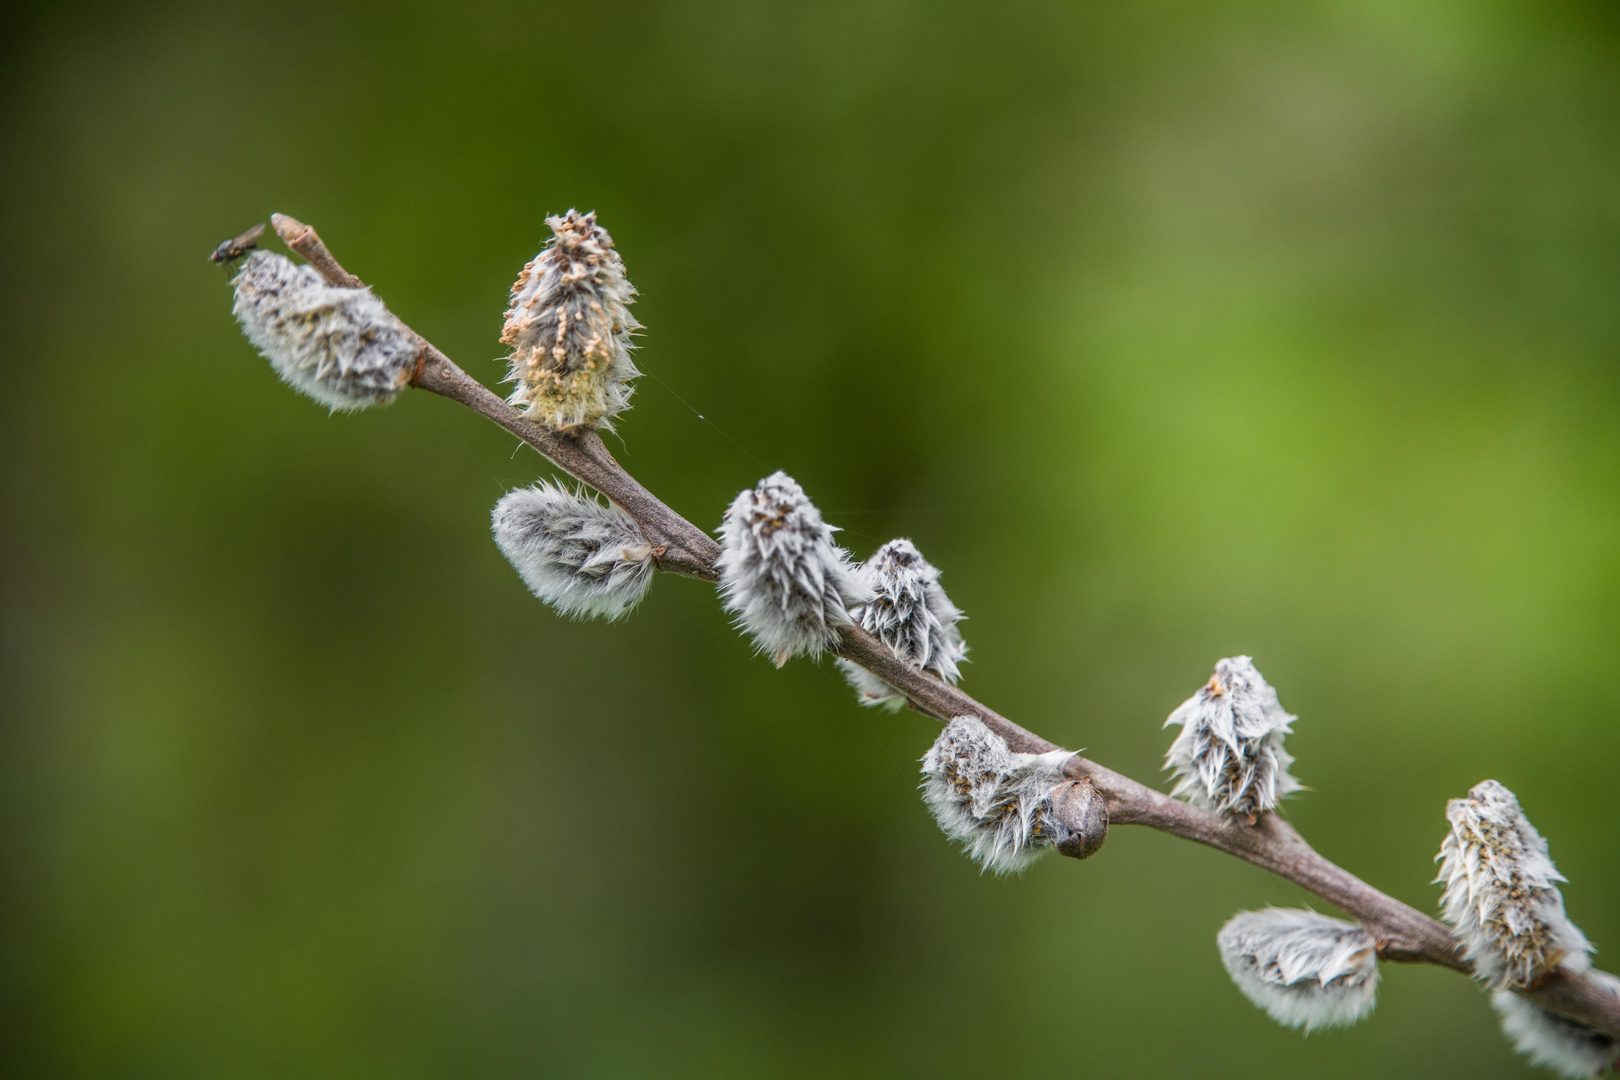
[270,214,364,289]
[260,213,1620,1040]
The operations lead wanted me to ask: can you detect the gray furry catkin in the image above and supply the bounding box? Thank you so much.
[1435,780,1592,989]
[501,210,641,431]
[921,716,1072,875]
[491,482,655,621]
[232,251,420,411]
[1492,969,1620,1079]
[837,538,967,709]
[716,471,867,666]
[1163,656,1301,822]
[1217,908,1380,1033]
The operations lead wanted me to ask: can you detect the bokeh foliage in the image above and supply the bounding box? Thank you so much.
[3,1,1619,1076]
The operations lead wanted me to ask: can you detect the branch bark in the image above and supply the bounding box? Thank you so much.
[263,213,1620,1041]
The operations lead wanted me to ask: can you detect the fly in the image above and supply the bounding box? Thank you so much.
[210,223,266,272]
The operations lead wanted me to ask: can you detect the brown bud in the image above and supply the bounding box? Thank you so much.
[1052,780,1108,860]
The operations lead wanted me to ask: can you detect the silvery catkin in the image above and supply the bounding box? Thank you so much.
[232,251,420,411]
[1163,656,1301,822]
[1435,780,1591,989]
[491,482,655,621]
[501,210,641,432]
[1491,969,1620,1079]
[716,471,867,666]
[921,716,1072,875]
[1217,908,1380,1033]
[838,538,966,709]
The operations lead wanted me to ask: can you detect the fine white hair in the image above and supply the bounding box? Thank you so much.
[1163,656,1301,821]
[501,209,641,431]
[491,482,655,621]
[232,251,420,411]
[1436,780,1591,989]
[1217,908,1380,1033]
[1492,968,1620,1079]
[838,538,967,709]
[920,716,1072,875]
[716,471,867,666]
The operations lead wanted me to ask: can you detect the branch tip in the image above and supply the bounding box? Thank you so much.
[269,212,310,246]
[271,212,363,288]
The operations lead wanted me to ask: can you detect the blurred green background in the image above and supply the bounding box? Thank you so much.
[3,0,1618,1076]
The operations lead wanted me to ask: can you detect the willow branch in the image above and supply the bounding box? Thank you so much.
[265,214,1620,1039]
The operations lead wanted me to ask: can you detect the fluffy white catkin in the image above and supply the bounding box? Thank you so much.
[837,538,967,709]
[920,716,1073,875]
[501,209,641,431]
[1492,969,1620,1079]
[491,482,655,621]
[1217,908,1380,1033]
[1435,780,1592,990]
[232,251,420,411]
[716,471,867,666]
[1163,655,1301,821]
